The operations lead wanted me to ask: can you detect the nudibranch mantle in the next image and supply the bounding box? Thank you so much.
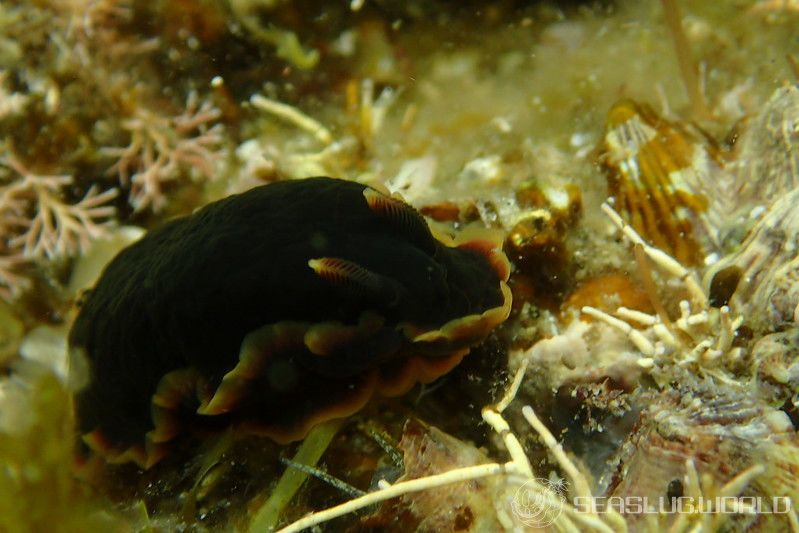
[70,177,511,467]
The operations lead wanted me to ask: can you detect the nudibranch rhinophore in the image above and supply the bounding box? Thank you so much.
[70,177,511,468]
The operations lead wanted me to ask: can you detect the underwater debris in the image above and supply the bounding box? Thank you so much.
[354,419,507,532]
[514,305,649,407]
[597,99,727,266]
[248,420,343,533]
[559,379,631,434]
[250,94,332,145]
[71,177,511,467]
[660,0,710,120]
[102,91,223,213]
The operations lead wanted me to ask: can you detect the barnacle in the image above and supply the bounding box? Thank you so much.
[606,384,797,532]
[704,85,799,332]
[597,99,726,266]
[704,186,799,333]
[70,177,511,467]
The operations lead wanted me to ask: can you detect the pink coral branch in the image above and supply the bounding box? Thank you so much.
[0,151,118,299]
[102,92,223,212]
[8,182,118,259]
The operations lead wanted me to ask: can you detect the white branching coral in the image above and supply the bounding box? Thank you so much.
[103,91,223,212]
[0,151,117,299]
